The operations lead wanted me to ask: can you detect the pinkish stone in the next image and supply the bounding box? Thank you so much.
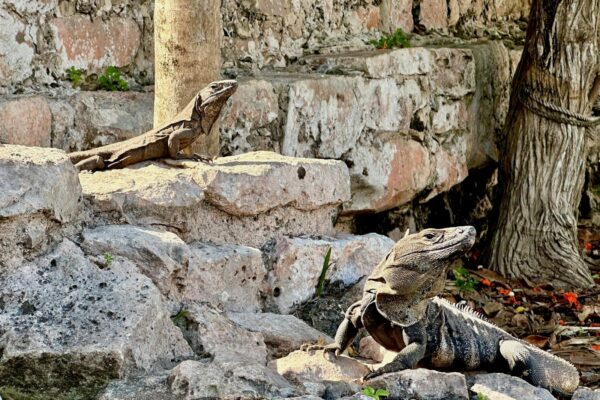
[50,15,141,71]
[419,0,448,30]
[425,146,468,201]
[381,0,414,33]
[370,139,432,212]
[0,96,52,147]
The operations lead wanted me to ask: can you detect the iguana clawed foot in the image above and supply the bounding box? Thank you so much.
[174,152,215,164]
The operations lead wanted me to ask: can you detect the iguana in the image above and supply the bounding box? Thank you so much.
[68,80,237,171]
[305,226,580,395]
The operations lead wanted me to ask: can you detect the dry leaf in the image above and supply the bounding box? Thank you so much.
[523,335,549,349]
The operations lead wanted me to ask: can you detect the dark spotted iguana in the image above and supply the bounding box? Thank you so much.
[68,80,237,171]
[305,226,580,395]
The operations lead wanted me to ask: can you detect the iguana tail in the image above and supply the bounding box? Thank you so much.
[500,339,579,395]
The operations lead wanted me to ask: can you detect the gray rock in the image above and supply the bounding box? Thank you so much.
[469,373,556,400]
[168,360,296,399]
[0,145,82,268]
[265,233,394,313]
[81,225,190,299]
[227,312,332,357]
[80,152,350,248]
[0,240,193,395]
[97,372,180,400]
[367,368,469,400]
[573,387,600,400]
[176,303,268,365]
[185,242,266,313]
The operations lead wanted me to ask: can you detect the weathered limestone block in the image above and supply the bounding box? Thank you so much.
[0,9,35,87]
[177,303,267,365]
[97,372,177,400]
[168,359,296,399]
[282,76,428,159]
[0,145,81,218]
[80,152,350,247]
[368,369,469,400]
[219,78,281,156]
[469,373,556,400]
[227,312,332,357]
[270,350,369,384]
[573,387,600,400]
[265,233,394,313]
[0,96,52,147]
[418,0,449,31]
[49,91,154,152]
[0,240,193,395]
[81,225,190,299]
[0,145,81,268]
[185,242,266,313]
[348,137,433,213]
[49,15,141,72]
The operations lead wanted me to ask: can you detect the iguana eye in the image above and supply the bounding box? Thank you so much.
[424,233,435,239]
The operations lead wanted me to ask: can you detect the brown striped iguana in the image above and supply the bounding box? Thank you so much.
[69,80,237,171]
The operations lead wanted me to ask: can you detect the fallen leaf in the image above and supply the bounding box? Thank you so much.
[563,292,579,307]
[523,335,549,349]
[592,345,600,352]
[498,288,511,296]
[515,306,526,313]
[480,278,493,287]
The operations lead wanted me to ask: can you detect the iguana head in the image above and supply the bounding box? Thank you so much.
[364,226,476,326]
[196,80,238,133]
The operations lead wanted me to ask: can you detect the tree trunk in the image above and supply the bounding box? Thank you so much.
[154,0,222,156]
[489,0,600,288]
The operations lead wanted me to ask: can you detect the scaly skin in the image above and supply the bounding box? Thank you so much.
[305,226,579,395]
[69,80,237,171]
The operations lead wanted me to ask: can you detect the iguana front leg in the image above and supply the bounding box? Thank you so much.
[167,128,212,162]
[303,300,363,356]
[364,321,427,380]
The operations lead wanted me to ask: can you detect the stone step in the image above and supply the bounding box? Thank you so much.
[80,151,350,248]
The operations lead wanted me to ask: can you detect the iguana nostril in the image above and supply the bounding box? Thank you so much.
[273,287,281,297]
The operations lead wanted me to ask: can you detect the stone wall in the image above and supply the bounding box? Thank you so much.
[0,0,529,93]
[0,0,153,94]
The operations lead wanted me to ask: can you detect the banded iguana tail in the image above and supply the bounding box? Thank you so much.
[69,80,237,171]
[306,226,579,395]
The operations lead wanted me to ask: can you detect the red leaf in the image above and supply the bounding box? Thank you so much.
[585,242,593,251]
[563,292,579,307]
[480,278,493,287]
[498,288,511,296]
[592,345,600,351]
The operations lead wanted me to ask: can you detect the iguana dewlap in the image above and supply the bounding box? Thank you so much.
[306,226,579,395]
[68,80,237,171]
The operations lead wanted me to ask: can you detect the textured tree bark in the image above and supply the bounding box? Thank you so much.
[489,0,600,288]
[154,0,222,156]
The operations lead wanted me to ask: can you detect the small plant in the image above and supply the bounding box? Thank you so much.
[315,247,333,297]
[97,66,129,91]
[66,66,85,87]
[103,253,115,267]
[171,307,189,324]
[476,393,489,400]
[453,266,476,293]
[361,386,390,400]
[370,28,411,49]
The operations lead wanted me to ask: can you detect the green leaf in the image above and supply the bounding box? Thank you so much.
[316,247,333,297]
[375,388,390,398]
[97,66,129,91]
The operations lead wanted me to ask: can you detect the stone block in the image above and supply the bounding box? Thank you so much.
[0,240,193,395]
[0,96,52,147]
[79,152,350,247]
[265,233,394,313]
[50,15,141,71]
